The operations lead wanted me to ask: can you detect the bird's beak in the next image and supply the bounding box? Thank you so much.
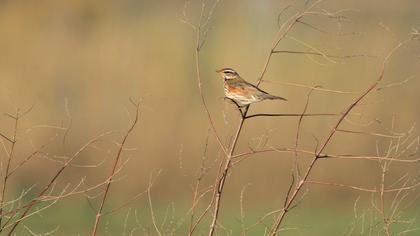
[215,69,222,73]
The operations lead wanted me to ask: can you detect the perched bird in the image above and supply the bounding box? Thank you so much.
[216,68,287,107]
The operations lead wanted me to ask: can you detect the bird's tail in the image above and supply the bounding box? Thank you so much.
[263,94,287,101]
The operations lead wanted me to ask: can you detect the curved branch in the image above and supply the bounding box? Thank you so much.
[91,103,140,236]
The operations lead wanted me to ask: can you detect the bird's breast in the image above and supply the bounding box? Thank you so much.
[224,83,249,95]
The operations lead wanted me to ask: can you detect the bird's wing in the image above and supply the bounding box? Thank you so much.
[240,79,286,100]
[240,80,269,95]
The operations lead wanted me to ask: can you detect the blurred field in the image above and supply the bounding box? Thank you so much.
[0,0,419,235]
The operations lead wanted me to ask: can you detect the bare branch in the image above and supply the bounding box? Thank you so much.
[268,38,415,235]
[147,170,163,236]
[245,112,338,119]
[5,131,112,235]
[91,103,140,236]
[272,50,376,59]
[0,109,19,228]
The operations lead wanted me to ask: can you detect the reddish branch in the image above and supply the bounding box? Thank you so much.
[293,88,317,180]
[206,1,335,235]
[231,146,420,165]
[306,180,420,193]
[206,1,327,235]
[192,3,227,157]
[91,103,140,236]
[0,110,19,228]
[268,39,412,236]
[255,0,323,87]
[208,117,245,236]
[4,132,111,235]
[187,1,417,235]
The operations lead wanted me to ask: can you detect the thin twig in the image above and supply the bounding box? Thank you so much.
[188,129,212,235]
[0,109,19,229]
[91,103,140,236]
[272,50,376,59]
[5,131,112,235]
[263,80,357,94]
[232,146,420,165]
[7,137,57,178]
[245,113,338,119]
[147,170,163,236]
[255,0,324,87]
[191,0,227,157]
[268,38,413,236]
[293,87,317,181]
[208,2,325,235]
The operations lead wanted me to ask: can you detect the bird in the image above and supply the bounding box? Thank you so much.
[216,68,287,107]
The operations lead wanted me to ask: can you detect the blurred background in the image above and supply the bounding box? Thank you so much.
[0,0,419,235]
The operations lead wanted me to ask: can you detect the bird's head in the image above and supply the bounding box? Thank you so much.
[216,68,239,80]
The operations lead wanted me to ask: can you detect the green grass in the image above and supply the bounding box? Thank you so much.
[13,199,420,235]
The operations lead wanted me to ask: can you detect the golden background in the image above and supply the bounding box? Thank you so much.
[0,0,419,235]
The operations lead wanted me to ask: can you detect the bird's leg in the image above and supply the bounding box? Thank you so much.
[237,107,244,117]
[224,97,244,117]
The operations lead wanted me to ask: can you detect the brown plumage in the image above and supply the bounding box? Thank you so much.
[216,68,287,107]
